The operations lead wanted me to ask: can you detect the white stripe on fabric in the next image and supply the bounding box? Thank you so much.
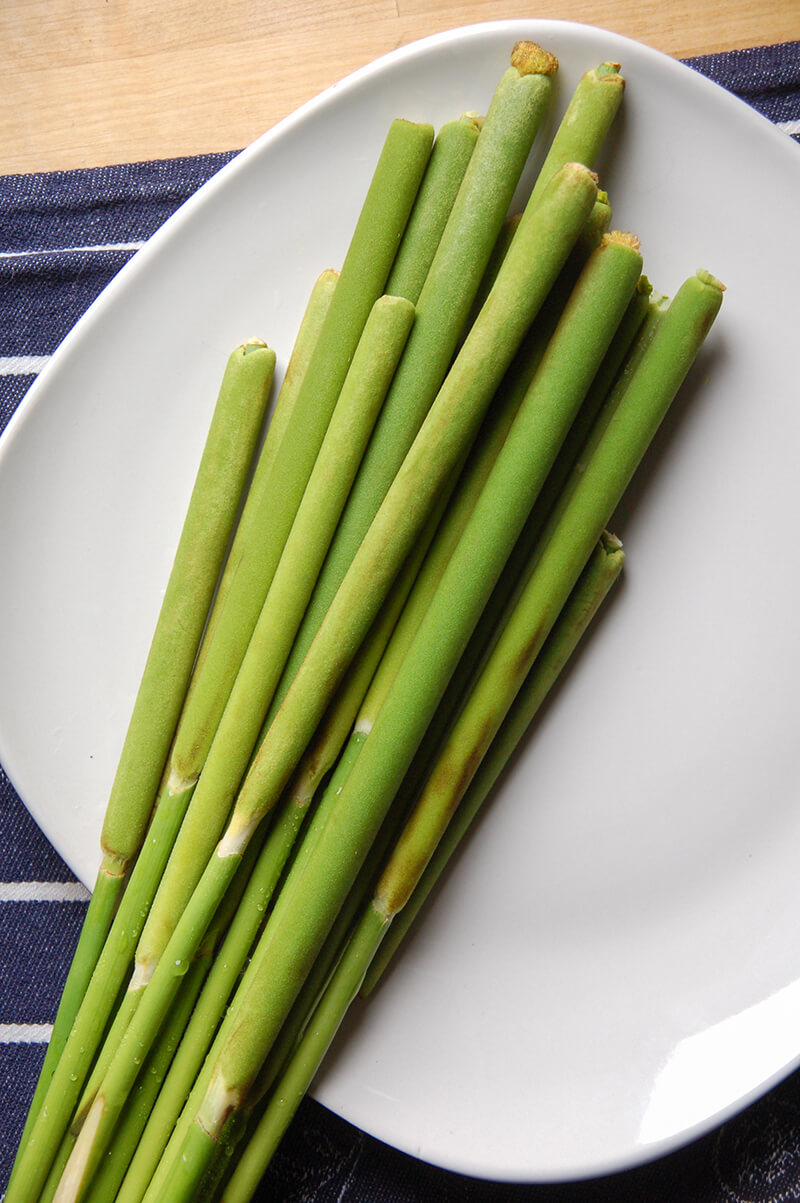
[777,119,800,136]
[0,355,51,376]
[0,241,144,261]
[0,881,90,902]
[0,1023,53,1043]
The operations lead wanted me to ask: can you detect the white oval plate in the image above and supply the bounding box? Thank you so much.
[2,18,799,1185]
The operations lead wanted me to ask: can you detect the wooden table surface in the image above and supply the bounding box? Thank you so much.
[3,1,795,176]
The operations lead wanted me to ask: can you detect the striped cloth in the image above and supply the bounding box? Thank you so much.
[1,41,799,1202]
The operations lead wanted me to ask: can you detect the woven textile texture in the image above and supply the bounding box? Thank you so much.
[1,40,799,1202]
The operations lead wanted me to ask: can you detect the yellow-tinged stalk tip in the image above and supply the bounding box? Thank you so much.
[511,41,559,77]
[596,61,625,83]
[697,267,726,292]
[602,229,642,252]
[599,529,624,556]
[460,110,485,131]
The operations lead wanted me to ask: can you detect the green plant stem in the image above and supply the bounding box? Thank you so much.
[116,500,455,1203]
[71,132,430,1124]
[425,274,654,772]
[337,210,618,887]
[219,908,388,1203]
[131,734,370,1203]
[72,819,260,1137]
[218,266,724,1199]
[529,60,625,204]
[220,538,624,1201]
[260,270,339,478]
[220,247,637,1156]
[148,220,641,1202]
[55,160,598,1203]
[33,275,342,1179]
[364,535,625,993]
[48,282,417,1196]
[6,341,275,1203]
[358,190,611,730]
[265,257,650,1095]
[376,533,626,919]
[385,113,481,302]
[365,273,724,952]
[132,183,618,1203]
[166,119,431,794]
[130,293,414,993]
[77,844,261,1201]
[461,212,522,335]
[80,951,212,1203]
[264,45,558,725]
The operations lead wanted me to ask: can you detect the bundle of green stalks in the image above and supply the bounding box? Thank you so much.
[9,40,724,1203]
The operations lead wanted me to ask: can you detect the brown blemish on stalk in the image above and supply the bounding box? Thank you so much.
[379,710,505,916]
[446,718,498,816]
[507,618,549,699]
[511,41,559,77]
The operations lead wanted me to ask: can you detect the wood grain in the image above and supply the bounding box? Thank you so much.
[3,0,794,175]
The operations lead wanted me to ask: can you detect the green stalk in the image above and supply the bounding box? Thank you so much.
[529,60,625,204]
[461,213,522,336]
[219,908,387,1203]
[424,275,656,765]
[167,119,432,794]
[375,534,626,921]
[80,951,211,1203]
[72,811,263,1136]
[218,268,724,1200]
[49,248,413,1175]
[138,185,618,1203]
[6,341,275,1203]
[287,259,649,1061]
[56,162,600,1203]
[71,135,430,1120]
[147,224,641,1201]
[385,113,481,302]
[77,838,260,1203]
[10,271,336,1200]
[259,270,339,478]
[116,501,455,1203]
[360,192,612,729]
[264,44,559,724]
[129,733,371,1203]
[361,274,724,956]
[221,540,624,1200]
[364,535,626,993]
[98,340,275,867]
[335,202,616,864]
[130,293,414,990]
[218,245,635,1150]
[36,275,341,1166]
[63,291,414,1184]
[113,805,315,1203]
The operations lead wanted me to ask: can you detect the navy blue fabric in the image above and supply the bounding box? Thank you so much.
[683,40,800,132]
[0,376,35,436]
[0,151,237,254]
[1,42,798,1202]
